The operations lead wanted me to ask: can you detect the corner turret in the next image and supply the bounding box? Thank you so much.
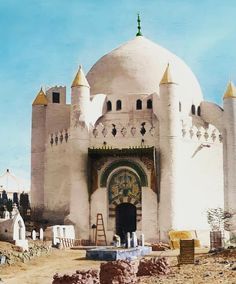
[32,88,48,106]
[223,81,236,99]
[71,65,90,88]
[71,65,90,128]
[67,65,90,238]
[223,80,236,229]
[159,63,176,85]
[159,64,181,240]
[31,88,47,208]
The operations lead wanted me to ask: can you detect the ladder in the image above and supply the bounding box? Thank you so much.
[95,213,107,246]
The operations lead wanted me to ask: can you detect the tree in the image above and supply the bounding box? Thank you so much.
[6,198,13,212]
[2,190,8,204]
[207,207,235,231]
[13,192,19,206]
[19,192,30,217]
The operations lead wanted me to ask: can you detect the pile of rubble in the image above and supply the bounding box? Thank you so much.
[52,270,99,284]
[100,260,138,284]
[151,242,170,251]
[51,258,171,284]
[137,257,170,276]
[0,240,51,265]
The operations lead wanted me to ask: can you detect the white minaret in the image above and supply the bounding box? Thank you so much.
[223,81,236,230]
[66,65,90,239]
[158,64,181,240]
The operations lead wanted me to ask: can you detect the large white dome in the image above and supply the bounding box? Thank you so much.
[87,36,203,103]
[0,169,29,193]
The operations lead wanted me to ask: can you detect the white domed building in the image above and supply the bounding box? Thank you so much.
[0,169,30,200]
[31,20,235,243]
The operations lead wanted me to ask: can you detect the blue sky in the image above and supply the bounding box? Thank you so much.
[0,0,236,185]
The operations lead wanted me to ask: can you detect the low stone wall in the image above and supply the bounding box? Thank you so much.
[0,240,52,265]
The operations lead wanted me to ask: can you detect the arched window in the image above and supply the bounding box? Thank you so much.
[136,99,142,110]
[147,99,152,109]
[116,100,122,110]
[197,106,201,116]
[179,102,182,112]
[191,104,196,115]
[107,101,112,112]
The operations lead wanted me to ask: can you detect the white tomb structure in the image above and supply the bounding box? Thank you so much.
[39,228,44,240]
[0,211,28,250]
[31,17,236,243]
[44,225,75,246]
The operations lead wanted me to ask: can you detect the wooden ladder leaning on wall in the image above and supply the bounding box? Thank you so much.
[95,213,107,246]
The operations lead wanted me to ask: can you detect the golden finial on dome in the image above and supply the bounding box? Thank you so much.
[159,63,176,85]
[223,81,236,99]
[32,87,48,106]
[71,65,90,88]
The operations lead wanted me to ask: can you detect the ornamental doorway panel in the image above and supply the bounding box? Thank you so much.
[108,169,142,232]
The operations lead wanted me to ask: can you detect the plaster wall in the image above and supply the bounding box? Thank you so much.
[45,103,70,135]
[31,106,46,207]
[141,186,158,242]
[174,127,224,231]
[67,127,90,239]
[90,109,159,149]
[44,140,70,220]
[46,86,66,104]
[90,187,108,240]
[42,103,70,219]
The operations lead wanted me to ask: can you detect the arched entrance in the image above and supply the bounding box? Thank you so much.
[116,203,136,242]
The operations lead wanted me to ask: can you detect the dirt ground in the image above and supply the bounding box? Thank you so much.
[0,247,236,284]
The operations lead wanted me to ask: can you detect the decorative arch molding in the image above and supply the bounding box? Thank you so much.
[100,159,148,187]
[107,169,142,222]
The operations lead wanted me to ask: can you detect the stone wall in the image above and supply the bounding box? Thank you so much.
[0,241,51,265]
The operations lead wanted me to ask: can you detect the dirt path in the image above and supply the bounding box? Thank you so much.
[0,249,100,284]
[1,248,236,284]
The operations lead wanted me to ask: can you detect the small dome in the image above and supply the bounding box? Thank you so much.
[87,36,203,104]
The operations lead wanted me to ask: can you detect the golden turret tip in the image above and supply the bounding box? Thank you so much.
[223,81,236,99]
[159,63,176,85]
[71,65,90,88]
[32,87,48,106]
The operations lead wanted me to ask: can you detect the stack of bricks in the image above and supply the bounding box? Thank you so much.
[100,260,138,284]
[137,257,170,276]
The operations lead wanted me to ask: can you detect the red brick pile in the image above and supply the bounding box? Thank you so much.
[137,257,170,276]
[100,259,138,284]
[52,269,99,284]
[151,242,170,251]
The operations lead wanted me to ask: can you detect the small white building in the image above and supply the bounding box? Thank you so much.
[0,212,28,250]
[30,17,236,243]
[44,225,75,246]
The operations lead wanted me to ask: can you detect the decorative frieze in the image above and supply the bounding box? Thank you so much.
[91,121,157,139]
[49,129,69,146]
[181,125,222,144]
